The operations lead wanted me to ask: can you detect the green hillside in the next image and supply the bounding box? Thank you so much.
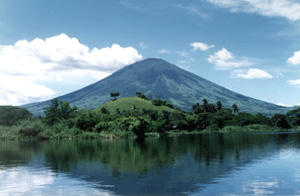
[0,106,32,126]
[24,58,290,116]
[97,97,178,114]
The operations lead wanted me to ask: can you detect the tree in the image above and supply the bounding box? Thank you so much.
[232,104,239,114]
[192,103,201,114]
[44,99,78,125]
[100,107,109,114]
[272,114,291,129]
[202,98,208,106]
[136,92,148,100]
[76,111,100,132]
[44,98,60,125]
[152,98,162,106]
[202,99,208,112]
[110,92,120,100]
[216,101,222,112]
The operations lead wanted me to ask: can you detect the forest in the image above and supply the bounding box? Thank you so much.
[0,92,299,139]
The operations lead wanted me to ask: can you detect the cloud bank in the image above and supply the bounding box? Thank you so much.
[0,33,142,105]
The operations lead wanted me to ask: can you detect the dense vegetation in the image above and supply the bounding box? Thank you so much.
[0,106,32,126]
[0,92,299,140]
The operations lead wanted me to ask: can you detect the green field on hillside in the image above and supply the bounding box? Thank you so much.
[97,97,178,114]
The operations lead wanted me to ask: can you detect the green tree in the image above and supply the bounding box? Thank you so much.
[216,101,222,112]
[110,92,120,100]
[44,99,78,125]
[192,103,201,114]
[272,114,291,129]
[202,99,208,112]
[136,92,148,100]
[232,104,239,114]
[44,99,60,125]
[76,111,100,132]
[152,98,162,106]
[100,107,109,114]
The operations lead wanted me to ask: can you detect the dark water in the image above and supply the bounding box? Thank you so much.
[1,133,300,196]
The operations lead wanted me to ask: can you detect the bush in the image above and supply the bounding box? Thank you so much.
[18,120,44,137]
[0,106,32,126]
[136,92,148,100]
[272,114,291,129]
[149,118,167,133]
[93,121,109,132]
[151,98,174,108]
[76,111,100,132]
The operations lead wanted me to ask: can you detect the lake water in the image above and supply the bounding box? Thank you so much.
[1,133,300,196]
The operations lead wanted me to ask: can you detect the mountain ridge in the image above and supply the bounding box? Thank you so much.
[23,58,289,116]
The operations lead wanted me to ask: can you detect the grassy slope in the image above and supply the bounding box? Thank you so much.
[97,97,178,114]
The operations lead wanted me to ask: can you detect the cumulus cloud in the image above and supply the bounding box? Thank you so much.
[287,50,300,65]
[232,68,273,79]
[207,0,300,21]
[288,78,300,87]
[190,42,215,51]
[208,48,253,69]
[0,33,143,105]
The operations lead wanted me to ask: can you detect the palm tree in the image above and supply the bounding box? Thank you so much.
[192,103,201,114]
[202,98,208,112]
[216,101,222,111]
[232,104,239,114]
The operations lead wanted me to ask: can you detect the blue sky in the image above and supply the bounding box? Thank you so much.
[1,0,300,106]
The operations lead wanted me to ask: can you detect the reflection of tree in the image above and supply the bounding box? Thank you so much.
[0,141,41,167]
[42,133,290,175]
[2,133,300,196]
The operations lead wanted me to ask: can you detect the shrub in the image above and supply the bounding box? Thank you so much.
[0,106,32,126]
[93,121,109,132]
[18,120,44,137]
[76,111,100,132]
[136,92,148,100]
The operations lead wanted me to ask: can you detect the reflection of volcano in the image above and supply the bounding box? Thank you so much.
[0,133,299,196]
[43,134,296,195]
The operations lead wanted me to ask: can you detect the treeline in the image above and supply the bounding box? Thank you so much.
[1,93,300,139]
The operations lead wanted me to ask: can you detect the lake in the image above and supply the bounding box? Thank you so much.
[1,133,300,195]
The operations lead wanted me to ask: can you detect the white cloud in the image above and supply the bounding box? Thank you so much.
[158,49,169,54]
[208,48,253,69]
[207,0,300,21]
[0,167,116,196]
[277,103,292,107]
[287,50,300,65]
[232,68,273,79]
[288,78,300,87]
[190,42,215,51]
[0,33,143,106]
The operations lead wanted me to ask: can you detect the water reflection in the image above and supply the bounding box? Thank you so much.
[0,133,300,195]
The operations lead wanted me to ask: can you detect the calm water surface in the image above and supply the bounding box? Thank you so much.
[1,133,300,196]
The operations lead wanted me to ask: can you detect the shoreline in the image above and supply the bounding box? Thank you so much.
[1,124,299,141]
